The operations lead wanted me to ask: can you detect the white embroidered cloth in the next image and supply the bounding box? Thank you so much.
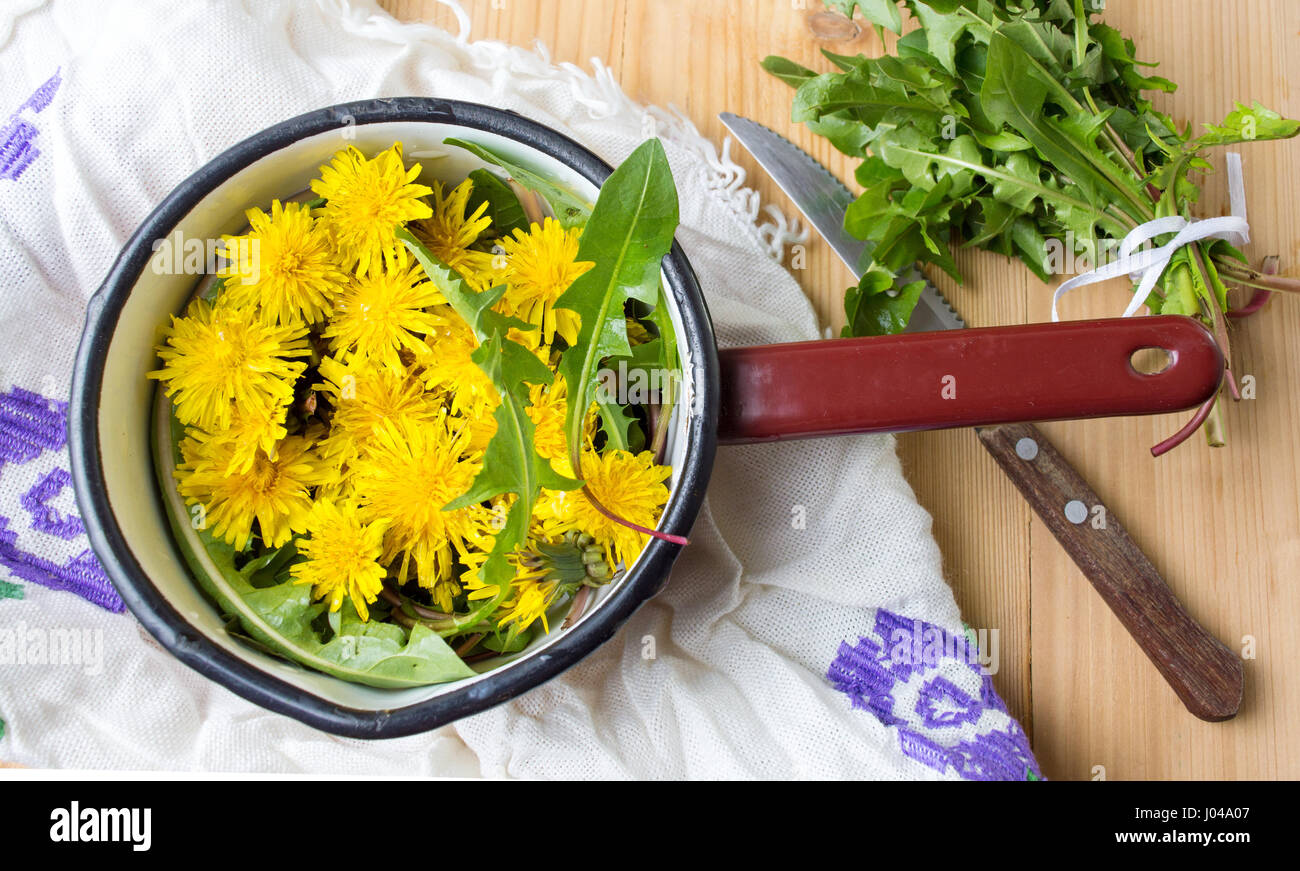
[0,0,1038,779]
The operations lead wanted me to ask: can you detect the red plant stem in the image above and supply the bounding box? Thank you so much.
[388,608,417,629]
[454,634,484,657]
[1224,368,1241,401]
[1151,395,1217,457]
[581,484,689,546]
[1227,255,1280,319]
[649,379,676,462]
[650,398,675,465]
[1227,288,1272,318]
[1156,254,1282,452]
[1149,244,1235,455]
[380,585,451,620]
[1225,272,1300,293]
[562,586,594,631]
[1191,243,1233,371]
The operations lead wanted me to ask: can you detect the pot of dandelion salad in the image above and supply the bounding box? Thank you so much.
[70,99,1222,737]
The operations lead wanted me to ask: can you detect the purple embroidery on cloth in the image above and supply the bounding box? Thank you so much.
[949,725,1041,781]
[0,386,122,612]
[0,387,67,469]
[0,517,121,612]
[827,636,905,726]
[829,608,1041,781]
[897,723,1042,781]
[1,68,61,182]
[0,119,40,180]
[875,608,982,680]
[22,468,84,539]
[980,671,1008,715]
[898,729,951,773]
[915,675,982,728]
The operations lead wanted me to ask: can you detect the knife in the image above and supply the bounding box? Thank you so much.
[720,112,1244,722]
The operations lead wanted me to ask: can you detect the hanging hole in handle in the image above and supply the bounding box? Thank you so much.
[1130,346,1175,376]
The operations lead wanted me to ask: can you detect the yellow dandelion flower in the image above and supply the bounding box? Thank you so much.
[506,324,548,355]
[526,373,569,462]
[149,297,309,431]
[410,179,499,290]
[311,143,433,276]
[353,417,496,610]
[451,408,498,455]
[498,218,593,345]
[527,386,600,480]
[416,311,499,416]
[464,553,562,634]
[291,499,389,622]
[220,400,292,474]
[316,355,438,465]
[219,199,350,325]
[322,247,446,374]
[176,431,332,550]
[535,449,670,567]
[499,578,559,632]
[463,532,611,634]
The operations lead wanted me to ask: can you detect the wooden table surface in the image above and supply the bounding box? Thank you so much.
[381,0,1300,780]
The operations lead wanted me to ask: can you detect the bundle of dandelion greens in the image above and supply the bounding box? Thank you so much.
[767,0,1300,450]
[149,138,682,687]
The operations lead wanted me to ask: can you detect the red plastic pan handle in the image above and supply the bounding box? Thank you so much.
[716,315,1223,445]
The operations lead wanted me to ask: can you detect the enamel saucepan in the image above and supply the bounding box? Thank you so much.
[69,99,1222,738]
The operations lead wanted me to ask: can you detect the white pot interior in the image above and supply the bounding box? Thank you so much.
[97,120,696,711]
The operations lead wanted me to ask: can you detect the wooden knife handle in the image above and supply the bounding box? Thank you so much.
[976,422,1243,722]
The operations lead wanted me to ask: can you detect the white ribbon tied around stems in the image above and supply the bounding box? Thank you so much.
[1051,152,1250,321]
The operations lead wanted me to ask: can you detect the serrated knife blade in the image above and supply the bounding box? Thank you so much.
[718,111,962,334]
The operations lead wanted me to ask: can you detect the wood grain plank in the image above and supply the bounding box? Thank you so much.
[1027,0,1300,780]
[378,0,1299,779]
